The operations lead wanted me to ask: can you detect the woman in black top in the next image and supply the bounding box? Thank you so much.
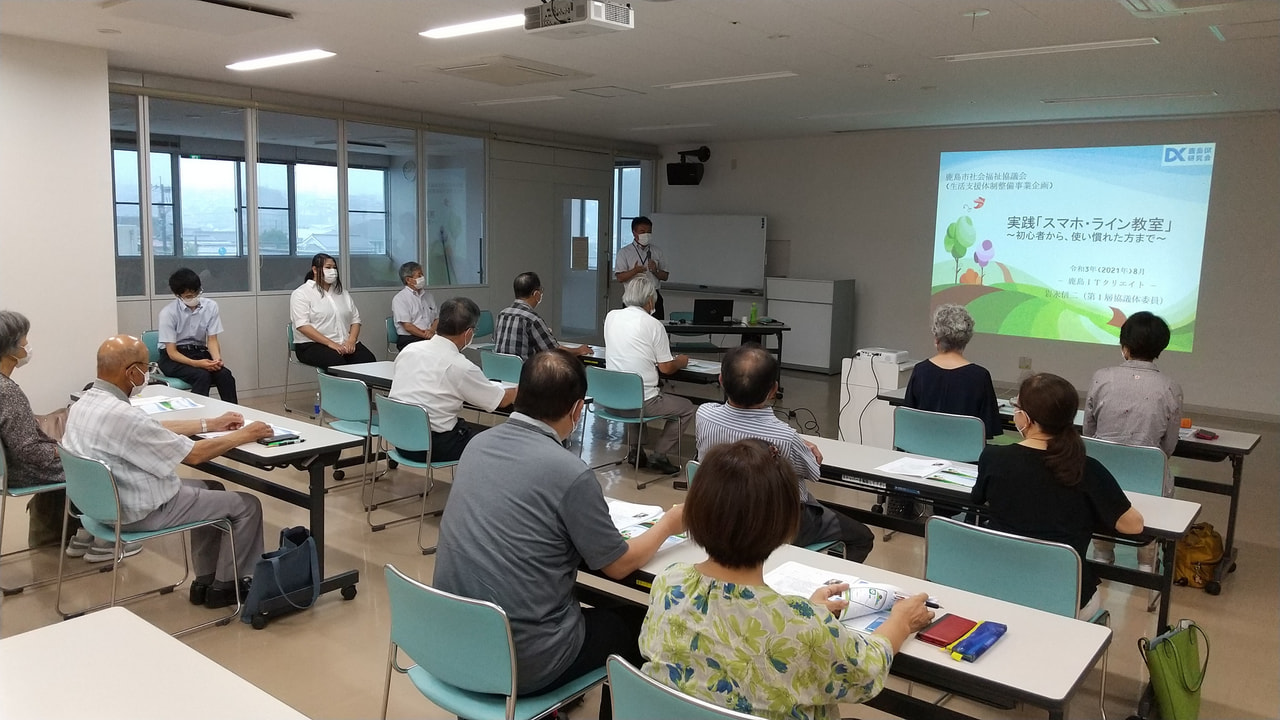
[904,304,1002,439]
[973,373,1145,618]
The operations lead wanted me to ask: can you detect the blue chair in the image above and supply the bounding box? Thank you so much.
[893,406,986,462]
[607,655,761,720]
[54,447,240,636]
[141,330,192,391]
[924,516,1110,720]
[667,311,722,355]
[372,395,458,553]
[1,441,94,595]
[1084,437,1166,611]
[284,323,318,419]
[475,309,495,339]
[585,366,683,490]
[382,564,606,720]
[882,406,988,539]
[685,459,843,558]
[317,371,381,490]
[480,350,524,384]
[385,316,399,357]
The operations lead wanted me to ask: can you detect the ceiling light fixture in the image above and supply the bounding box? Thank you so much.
[226,49,334,71]
[468,96,564,106]
[936,37,1158,62]
[629,122,714,131]
[655,71,797,90]
[421,14,524,39]
[1041,89,1218,104]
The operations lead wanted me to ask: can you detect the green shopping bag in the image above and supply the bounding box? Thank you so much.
[1139,619,1209,720]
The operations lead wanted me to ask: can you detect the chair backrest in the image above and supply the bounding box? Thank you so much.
[607,655,760,720]
[480,350,523,384]
[373,395,432,454]
[669,311,694,322]
[386,316,398,345]
[0,438,8,492]
[1083,437,1165,496]
[585,366,645,412]
[141,330,163,364]
[56,446,122,526]
[685,459,699,486]
[893,406,986,463]
[924,516,1081,618]
[475,310,495,339]
[317,372,372,424]
[384,564,517,698]
[286,322,297,352]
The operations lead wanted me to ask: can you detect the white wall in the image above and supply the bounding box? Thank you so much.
[658,114,1280,419]
[0,36,115,413]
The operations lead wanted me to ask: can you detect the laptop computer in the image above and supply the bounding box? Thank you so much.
[692,298,735,325]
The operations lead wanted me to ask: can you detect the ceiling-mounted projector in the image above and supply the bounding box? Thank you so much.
[525,0,634,38]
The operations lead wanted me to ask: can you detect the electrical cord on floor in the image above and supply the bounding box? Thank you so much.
[775,406,821,436]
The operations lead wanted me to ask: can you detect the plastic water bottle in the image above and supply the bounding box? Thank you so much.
[749,302,758,325]
[313,392,321,416]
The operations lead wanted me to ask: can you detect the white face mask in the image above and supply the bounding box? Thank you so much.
[14,344,31,369]
[636,232,652,247]
[412,276,426,290]
[181,295,201,308]
[129,364,151,397]
[322,268,339,284]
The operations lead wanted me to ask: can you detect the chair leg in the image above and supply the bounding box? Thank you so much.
[417,468,444,555]
[366,445,428,532]
[173,522,240,637]
[380,643,397,720]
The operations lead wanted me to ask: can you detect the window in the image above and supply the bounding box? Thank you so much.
[111,93,145,297]
[426,132,485,286]
[613,161,643,259]
[347,122,417,289]
[258,111,339,291]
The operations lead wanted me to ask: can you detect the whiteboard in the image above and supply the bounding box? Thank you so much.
[649,213,767,292]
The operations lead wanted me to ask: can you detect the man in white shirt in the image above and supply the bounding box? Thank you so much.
[389,297,517,462]
[613,216,669,320]
[391,261,438,351]
[601,275,693,476]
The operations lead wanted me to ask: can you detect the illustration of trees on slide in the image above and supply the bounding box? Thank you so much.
[943,215,976,283]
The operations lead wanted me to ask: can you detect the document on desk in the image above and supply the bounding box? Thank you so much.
[607,498,686,551]
[197,423,297,440]
[877,458,978,488]
[763,561,890,633]
[685,359,721,374]
[131,395,202,415]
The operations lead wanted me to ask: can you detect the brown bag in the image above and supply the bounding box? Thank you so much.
[1174,523,1224,590]
[35,406,68,442]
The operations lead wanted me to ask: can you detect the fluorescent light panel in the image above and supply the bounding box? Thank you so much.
[421,14,524,39]
[656,71,797,90]
[469,96,564,106]
[936,37,1158,62]
[628,122,714,131]
[1042,89,1219,104]
[227,49,334,71]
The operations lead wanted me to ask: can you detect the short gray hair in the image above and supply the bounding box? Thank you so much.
[932,303,974,353]
[398,261,422,286]
[622,275,657,308]
[0,310,31,358]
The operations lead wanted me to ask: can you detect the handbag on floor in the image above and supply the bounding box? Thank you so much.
[241,526,320,625]
[1139,619,1209,720]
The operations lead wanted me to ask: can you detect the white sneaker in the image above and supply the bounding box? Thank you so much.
[83,538,144,563]
[65,528,94,557]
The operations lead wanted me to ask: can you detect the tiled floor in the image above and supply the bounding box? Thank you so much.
[1,370,1276,719]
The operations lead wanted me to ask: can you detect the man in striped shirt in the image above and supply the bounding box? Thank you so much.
[695,344,874,561]
[494,272,593,362]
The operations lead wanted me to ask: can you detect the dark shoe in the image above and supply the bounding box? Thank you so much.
[189,579,211,606]
[204,578,251,609]
[623,448,648,468]
[649,457,681,476]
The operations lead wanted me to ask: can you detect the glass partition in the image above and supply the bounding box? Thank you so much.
[347,122,417,288]
[426,132,485,286]
[110,93,144,297]
[258,111,339,291]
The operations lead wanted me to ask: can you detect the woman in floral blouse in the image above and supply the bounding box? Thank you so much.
[639,439,934,720]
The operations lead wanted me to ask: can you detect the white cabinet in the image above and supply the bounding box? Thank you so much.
[765,277,854,374]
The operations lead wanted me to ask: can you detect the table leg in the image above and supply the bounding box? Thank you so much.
[1158,538,1175,630]
[1224,454,1243,556]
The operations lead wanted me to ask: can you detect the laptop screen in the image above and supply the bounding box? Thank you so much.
[692,299,735,325]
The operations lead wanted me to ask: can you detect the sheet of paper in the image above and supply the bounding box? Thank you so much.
[764,561,894,634]
[606,498,664,530]
[618,520,688,552]
[489,380,518,389]
[131,396,202,414]
[685,359,721,373]
[926,463,979,488]
[877,457,952,477]
[1178,426,1202,440]
[197,423,296,440]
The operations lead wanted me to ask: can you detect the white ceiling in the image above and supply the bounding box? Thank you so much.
[3,0,1277,146]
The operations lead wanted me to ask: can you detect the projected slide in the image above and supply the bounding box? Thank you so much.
[931,144,1215,352]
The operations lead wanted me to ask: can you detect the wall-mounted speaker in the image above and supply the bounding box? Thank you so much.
[666,162,705,185]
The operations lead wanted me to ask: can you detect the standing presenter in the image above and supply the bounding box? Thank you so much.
[614,216,669,320]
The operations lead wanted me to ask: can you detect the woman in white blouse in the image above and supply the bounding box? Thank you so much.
[289,253,376,368]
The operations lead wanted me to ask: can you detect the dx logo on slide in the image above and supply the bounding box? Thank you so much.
[1162,143,1215,166]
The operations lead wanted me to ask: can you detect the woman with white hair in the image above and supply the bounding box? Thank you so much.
[904,303,1002,438]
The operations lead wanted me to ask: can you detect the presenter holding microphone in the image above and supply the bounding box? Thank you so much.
[614,216,669,320]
